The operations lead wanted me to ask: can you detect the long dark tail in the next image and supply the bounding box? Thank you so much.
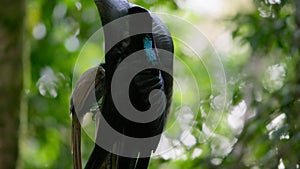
[72,113,83,169]
[135,157,150,169]
[100,153,118,169]
[85,145,109,169]
[85,145,150,169]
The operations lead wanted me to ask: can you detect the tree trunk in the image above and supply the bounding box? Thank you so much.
[0,0,25,168]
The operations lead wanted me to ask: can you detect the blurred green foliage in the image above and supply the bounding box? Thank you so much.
[20,0,300,168]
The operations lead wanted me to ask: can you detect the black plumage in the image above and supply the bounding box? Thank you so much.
[70,0,174,169]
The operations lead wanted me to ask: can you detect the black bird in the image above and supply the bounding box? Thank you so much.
[70,0,174,169]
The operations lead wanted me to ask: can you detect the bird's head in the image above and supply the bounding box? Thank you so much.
[94,0,154,56]
[94,0,131,26]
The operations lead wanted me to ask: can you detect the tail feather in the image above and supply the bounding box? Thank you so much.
[135,157,150,169]
[85,145,149,169]
[85,145,109,169]
[100,153,118,169]
[117,156,137,169]
[72,113,83,169]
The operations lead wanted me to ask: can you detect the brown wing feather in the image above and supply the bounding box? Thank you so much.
[70,65,105,169]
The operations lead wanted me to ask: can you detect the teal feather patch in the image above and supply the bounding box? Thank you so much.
[143,35,157,65]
